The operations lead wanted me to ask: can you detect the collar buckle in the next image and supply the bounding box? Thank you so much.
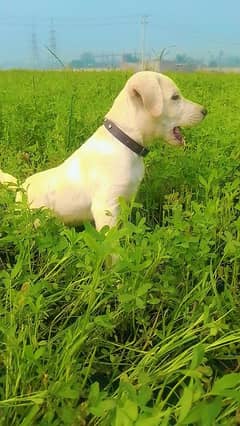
[103,118,149,157]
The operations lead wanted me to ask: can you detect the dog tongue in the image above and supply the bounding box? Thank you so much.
[173,127,182,141]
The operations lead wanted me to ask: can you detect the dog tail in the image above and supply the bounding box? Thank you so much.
[0,169,17,188]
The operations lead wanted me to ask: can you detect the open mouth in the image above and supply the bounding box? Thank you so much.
[173,127,185,146]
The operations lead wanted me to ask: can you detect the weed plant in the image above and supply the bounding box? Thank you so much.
[0,70,240,425]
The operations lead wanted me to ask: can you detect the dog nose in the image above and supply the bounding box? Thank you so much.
[201,108,207,117]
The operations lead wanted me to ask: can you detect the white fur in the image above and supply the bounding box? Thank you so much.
[0,71,206,230]
[0,170,17,185]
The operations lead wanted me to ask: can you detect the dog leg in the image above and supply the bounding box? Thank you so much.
[91,199,120,266]
[91,200,119,231]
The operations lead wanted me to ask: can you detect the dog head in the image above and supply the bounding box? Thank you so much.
[125,71,207,146]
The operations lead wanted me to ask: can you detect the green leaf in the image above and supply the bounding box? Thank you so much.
[19,405,40,426]
[115,407,133,426]
[181,398,222,425]
[136,283,152,297]
[137,386,152,407]
[198,175,208,188]
[54,383,79,399]
[211,373,240,394]
[178,386,193,422]
[88,381,100,406]
[33,346,46,360]
[94,315,114,330]
[136,297,145,309]
[190,344,205,369]
[201,398,222,426]
[90,399,115,416]
[216,389,240,402]
[119,293,135,303]
[135,415,163,426]
[122,399,138,421]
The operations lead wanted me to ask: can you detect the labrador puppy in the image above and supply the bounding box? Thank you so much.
[0,71,206,230]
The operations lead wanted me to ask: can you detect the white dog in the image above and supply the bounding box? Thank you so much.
[0,71,206,230]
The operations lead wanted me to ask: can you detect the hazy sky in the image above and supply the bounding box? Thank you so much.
[1,0,240,67]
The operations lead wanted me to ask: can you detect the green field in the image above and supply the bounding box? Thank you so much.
[0,70,240,425]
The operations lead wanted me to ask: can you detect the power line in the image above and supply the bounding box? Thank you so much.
[141,15,149,69]
[0,15,141,28]
[44,45,65,68]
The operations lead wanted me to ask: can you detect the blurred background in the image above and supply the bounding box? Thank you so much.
[1,0,240,72]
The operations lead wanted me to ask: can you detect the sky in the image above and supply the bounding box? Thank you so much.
[1,0,240,68]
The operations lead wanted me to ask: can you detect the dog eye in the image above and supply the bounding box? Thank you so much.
[171,94,180,100]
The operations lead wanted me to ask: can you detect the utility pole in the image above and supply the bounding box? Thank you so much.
[141,15,149,70]
[31,27,39,69]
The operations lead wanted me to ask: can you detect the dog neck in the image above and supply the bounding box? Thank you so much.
[103,118,149,157]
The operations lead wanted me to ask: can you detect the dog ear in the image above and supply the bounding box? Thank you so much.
[127,73,163,117]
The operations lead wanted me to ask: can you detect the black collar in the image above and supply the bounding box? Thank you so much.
[103,118,149,157]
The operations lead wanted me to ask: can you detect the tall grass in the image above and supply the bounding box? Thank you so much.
[0,70,240,425]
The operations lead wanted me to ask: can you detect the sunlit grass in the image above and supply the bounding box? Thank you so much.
[0,70,240,425]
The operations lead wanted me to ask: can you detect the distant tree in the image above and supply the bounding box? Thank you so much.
[122,53,138,63]
[206,51,240,68]
[70,59,82,68]
[208,58,218,67]
[69,52,96,69]
[224,56,240,67]
[176,53,190,64]
[80,52,96,68]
